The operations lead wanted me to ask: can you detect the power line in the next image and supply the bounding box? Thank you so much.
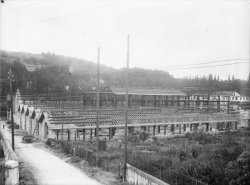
[159,62,249,71]
[152,58,249,70]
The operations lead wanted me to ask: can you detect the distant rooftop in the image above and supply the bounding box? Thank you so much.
[213,91,240,96]
[112,88,186,96]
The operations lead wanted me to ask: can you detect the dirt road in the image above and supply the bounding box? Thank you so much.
[1,122,103,185]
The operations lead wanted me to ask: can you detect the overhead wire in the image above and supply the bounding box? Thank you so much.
[151,59,250,70]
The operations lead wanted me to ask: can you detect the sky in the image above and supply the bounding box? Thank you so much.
[0,0,249,80]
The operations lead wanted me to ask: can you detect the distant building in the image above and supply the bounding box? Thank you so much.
[212,91,250,102]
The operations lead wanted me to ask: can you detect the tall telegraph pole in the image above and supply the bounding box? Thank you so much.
[124,35,130,180]
[96,47,100,165]
[9,69,15,151]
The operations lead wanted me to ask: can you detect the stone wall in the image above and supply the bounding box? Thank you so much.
[0,132,18,162]
[126,163,170,185]
[0,130,19,185]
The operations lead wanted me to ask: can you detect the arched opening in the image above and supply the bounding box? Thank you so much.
[44,122,49,139]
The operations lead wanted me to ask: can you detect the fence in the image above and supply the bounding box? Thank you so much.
[129,153,209,185]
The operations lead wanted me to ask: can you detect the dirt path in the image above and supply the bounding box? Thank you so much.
[2,123,103,185]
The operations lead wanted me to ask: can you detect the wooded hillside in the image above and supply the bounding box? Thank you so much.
[1,50,249,97]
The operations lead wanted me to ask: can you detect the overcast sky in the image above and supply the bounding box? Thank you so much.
[0,0,249,80]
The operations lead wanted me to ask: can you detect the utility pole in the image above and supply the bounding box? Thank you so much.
[124,35,130,180]
[9,69,15,151]
[96,47,100,165]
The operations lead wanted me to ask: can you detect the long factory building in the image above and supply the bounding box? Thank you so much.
[11,89,249,141]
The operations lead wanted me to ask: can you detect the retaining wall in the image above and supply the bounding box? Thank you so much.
[0,129,19,185]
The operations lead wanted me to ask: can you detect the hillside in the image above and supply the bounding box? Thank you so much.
[0,50,249,97]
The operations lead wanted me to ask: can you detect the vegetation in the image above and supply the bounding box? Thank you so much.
[45,129,250,185]
[128,129,250,185]
[1,49,249,117]
[1,50,249,99]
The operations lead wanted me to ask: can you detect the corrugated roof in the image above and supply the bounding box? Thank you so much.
[112,88,186,96]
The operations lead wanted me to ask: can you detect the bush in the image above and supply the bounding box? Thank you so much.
[61,141,72,154]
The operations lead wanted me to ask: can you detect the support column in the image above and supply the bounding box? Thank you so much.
[112,127,116,138]
[158,125,161,134]
[177,96,180,106]
[56,131,59,140]
[190,124,193,132]
[171,124,175,134]
[205,123,209,132]
[235,122,238,130]
[90,129,93,140]
[128,94,131,108]
[141,95,145,107]
[227,96,230,113]
[207,95,210,111]
[153,95,157,107]
[131,127,134,135]
[184,96,187,107]
[165,96,168,107]
[179,124,182,134]
[183,124,186,132]
[113,95,117,108]
[109,127,112,140]
[217,96,221,112]
[196,95,200,107]
[74,130,76,141]
[83,129,85,142]
[153,125,156,136]
[164,125,167,135]
[67,129,70,141]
